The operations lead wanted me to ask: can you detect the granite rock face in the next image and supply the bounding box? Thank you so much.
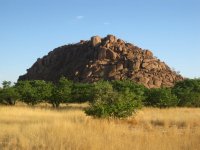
[18,35,183,88]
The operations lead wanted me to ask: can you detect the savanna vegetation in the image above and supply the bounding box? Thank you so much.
[1,78,200,118]
[0,78,200,149]
[0,105,199,150]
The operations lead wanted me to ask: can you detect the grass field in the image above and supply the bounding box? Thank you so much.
[0,104,199,150]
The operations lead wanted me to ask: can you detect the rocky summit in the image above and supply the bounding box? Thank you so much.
[19,35,183,88]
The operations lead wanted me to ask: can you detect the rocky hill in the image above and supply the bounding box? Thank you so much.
[19,35,183,88]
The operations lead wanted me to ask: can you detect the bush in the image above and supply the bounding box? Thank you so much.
[111,80,146,101]
[0,81,19,105]
[173,79,200,107]
[71,83,93,103]
[91,80,113,101]
[85,81,142,118]
[145,88,179,108]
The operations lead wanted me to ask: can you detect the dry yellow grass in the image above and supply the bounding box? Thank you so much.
[0,104,199,150]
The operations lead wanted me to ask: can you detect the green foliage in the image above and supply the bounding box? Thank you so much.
[85,81,142,118]
[9,77,200,109]
[0,81,19,105]
[92,80,113,101]
[111,80,146,101]
[16,80,52,105]
[145,88,179,108]
[49,77,72,107]
[173,79,200,107]
[71,83,93,103]
[2,81,12,89]
[85,89,142,118]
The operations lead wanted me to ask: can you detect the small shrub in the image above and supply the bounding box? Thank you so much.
[85,88,142,118]
[87,80,113,102]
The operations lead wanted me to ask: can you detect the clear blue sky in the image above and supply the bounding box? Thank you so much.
[0,0,199,84]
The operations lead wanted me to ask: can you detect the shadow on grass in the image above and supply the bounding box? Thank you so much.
[31,103,89,111]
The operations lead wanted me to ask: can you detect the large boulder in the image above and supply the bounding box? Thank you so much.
[98,47,107,60]
[91,36,101,47]
[106,49,118,60]
[106,34,117,43]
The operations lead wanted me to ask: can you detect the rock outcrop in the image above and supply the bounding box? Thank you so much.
[18,35,183,88]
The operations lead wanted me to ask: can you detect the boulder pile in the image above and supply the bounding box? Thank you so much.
[19,35,183,88]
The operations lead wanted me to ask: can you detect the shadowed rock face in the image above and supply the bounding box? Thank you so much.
[18,35,183,88]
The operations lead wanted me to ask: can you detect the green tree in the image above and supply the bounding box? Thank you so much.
[2,81,12,89]
[173,79,200,107]
[0,81,19,105]
[145,88,179,108]
[71,83,93,103]
[49,77,72,107]
[16,80,52,105]
[111,80,146,101]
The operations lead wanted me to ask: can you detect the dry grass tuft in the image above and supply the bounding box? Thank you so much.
[0,104,199,150]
